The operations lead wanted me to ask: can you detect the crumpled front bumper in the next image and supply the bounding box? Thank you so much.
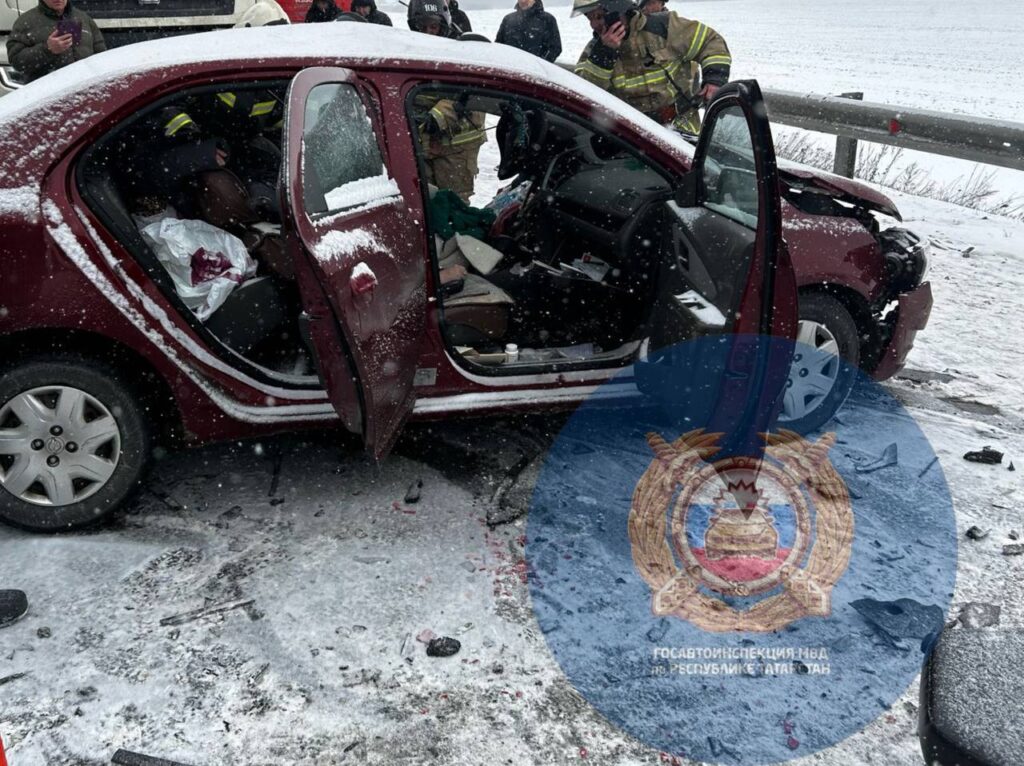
[872,281,933,381]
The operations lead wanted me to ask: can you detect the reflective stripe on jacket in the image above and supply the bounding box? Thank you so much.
[574,11,730,119]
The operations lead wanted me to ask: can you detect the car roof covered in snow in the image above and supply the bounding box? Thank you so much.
[0,23,694,185]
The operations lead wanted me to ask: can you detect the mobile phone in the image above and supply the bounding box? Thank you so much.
[56,19,82,45]
[604,10,622,27]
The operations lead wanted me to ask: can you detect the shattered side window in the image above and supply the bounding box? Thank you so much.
[302,83,390,216]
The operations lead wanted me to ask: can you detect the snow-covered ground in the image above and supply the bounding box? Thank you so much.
[4,3,1024,764]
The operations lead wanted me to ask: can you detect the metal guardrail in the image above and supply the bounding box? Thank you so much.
[554,61,1024,176]
[761,88,1024,175]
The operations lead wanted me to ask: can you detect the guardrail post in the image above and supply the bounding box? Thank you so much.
[832,92,863,178]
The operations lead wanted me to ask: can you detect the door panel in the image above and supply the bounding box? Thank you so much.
[283,67,427,461]
[639,80,797,454]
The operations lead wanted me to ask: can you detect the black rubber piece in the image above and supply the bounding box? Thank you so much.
[112,750,193,766]
[0,589,28,628]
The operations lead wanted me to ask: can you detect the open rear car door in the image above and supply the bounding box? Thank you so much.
[639,80,797,450]
[282,67,427,461]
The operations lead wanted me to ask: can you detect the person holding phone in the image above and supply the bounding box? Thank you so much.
[7,0,106,83]
[571,0,730,135]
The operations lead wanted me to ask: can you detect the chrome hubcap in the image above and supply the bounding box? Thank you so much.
[0,385,121,507]
[780,320,842,423]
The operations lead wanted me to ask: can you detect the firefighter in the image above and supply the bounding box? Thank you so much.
[190,88,286,220]
[572,0,731,135]
[410,5,487,203]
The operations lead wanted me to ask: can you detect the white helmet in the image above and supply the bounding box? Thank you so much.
[234,0,290,27]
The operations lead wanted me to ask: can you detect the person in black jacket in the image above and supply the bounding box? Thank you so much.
[448,0,471,33]
[304,0,340,23]
[495,0,561,63]
[350,0,392,25]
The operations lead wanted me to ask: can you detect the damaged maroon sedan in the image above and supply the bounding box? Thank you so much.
[0,25,929,530]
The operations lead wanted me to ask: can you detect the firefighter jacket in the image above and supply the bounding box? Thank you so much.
[7,0,106,83]
[418,96,487,160]
[416,95,486,202]
[574,11,731,122]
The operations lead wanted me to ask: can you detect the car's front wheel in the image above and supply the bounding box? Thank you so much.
[778,293,860,433]
[0,358,150,531]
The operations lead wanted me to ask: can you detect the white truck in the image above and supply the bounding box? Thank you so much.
[1,0,281,96]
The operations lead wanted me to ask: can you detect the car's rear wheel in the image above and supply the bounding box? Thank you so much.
[779,293,860,433]
[0,358,150,531]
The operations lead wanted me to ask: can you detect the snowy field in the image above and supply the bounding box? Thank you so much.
[3,2,1024,764]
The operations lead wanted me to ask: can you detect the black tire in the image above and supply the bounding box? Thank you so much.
[779,293,861,434]
[0,357,150,532]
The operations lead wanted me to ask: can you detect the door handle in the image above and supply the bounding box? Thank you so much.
[350,264,378,296]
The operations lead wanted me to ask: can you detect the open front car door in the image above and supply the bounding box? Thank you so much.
[283,67,427,461]
[639,80,797,452]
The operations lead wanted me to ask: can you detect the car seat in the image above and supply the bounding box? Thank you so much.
[442,273,514,347]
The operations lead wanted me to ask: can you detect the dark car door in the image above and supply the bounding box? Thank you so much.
[282,67,427,461]
[639,80,797,450]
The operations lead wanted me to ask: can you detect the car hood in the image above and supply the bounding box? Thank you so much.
[777,158,902,221]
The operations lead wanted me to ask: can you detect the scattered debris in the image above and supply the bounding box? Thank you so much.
[404,479,423,504]
[269,497,285,507]
[426,637,461,657]
[246,663,269,687]
[0,589,28,627]
[339,668,380,687]
[965,526,990,541]
[489,453,543,527]
[416,629,437,643]
[958,602,1001,629]
[707,737,739,759]
[897,368,956,384]
[0,672,28,687]
[1002,544,1024,556]
[267,448,283,498]
[855,443,897,473]
[851,598,944,650]
[36,626,51,639]
[945,397,1002,416]
[961,246,975,258]
[491,662,504,674]
[1010,461,1016,472]
[963,446,1003,464]
[111,749,194,766]
[918,456,939,478]
[400,633,416,664]
[353,556,388,565]
[646,618,669,643]
[159,598,255,627]
[1010,531,1020,541]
